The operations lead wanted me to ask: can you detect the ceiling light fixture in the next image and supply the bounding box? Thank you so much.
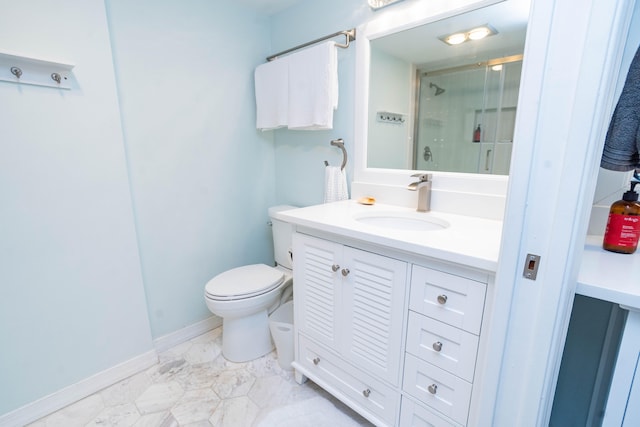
[440,25,497,46]
[368,0,405,10]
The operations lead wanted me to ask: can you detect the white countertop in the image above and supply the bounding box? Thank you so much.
[577,235,640,311]
[275,200,503,272]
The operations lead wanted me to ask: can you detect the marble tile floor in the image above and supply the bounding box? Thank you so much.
[28,328,373,427]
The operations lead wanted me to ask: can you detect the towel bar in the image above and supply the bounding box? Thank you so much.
[267,29,356,62]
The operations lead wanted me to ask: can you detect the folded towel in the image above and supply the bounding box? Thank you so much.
[255,58,289,131]
[601,45,640,171]
[288,41,338,130]
[324,166,349,203]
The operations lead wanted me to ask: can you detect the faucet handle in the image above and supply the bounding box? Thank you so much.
[411,173,432,182]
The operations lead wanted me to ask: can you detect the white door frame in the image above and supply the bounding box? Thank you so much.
[481,0,637,425]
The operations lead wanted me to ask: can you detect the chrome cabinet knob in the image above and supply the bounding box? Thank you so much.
[428,384,438,395]
[331,264,340,272]
[437,294,448,305]
[362,388,371,398]
[313,357,320,365]
[341,268,350,277]
[432,341,443,352]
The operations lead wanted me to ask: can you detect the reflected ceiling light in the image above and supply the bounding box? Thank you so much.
[468,27,492,40]
[440,25,497,46]
[491,64,503,71]
[445,33,468,45]
[368,0,405,10]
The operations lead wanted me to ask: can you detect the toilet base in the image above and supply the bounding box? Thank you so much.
[221,308,274,362]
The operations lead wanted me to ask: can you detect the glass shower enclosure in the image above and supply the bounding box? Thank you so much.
[413,56,523,175]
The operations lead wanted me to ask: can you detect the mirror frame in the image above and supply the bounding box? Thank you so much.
[354,0,516,195]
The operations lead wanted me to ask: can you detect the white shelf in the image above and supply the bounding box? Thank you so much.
[0,50,74,89]
[577,235,640,310]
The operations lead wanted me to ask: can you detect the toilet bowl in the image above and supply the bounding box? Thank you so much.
[203,206,295,363]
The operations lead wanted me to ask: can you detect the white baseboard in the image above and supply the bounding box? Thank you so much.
[0,317,221,427]
[0,350,158,427]
[153,316,221,354]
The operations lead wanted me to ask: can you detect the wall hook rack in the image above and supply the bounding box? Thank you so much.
[376,111,405,124]
[0,51,74,89]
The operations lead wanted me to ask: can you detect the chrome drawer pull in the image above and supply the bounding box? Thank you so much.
[428,384,438,395]
[432,341,443,352]
[341,268,350,277]
[331,264,340,272]
[437,294,448,305]
[362,388,371,398]
[313,357,320,365]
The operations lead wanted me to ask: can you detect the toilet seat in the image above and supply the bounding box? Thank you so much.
[205,264,284,301]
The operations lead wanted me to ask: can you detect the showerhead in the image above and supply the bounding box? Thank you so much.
[429,82,445,96]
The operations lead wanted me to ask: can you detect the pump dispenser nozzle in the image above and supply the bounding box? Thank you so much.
[623,181,639,202]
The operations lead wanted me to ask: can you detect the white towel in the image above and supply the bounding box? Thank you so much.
[288,41,338,130]
[255,58,289,131]
[324,166,349,203]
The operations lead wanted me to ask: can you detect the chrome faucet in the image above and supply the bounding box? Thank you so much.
[408,173,432,212]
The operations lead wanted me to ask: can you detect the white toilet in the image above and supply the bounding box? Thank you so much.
[204,206,295,362]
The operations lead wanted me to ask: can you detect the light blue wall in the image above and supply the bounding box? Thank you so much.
[0,0,277,417]
[269,0,373,207]
[106,0,277,338]
[0,0,153,415]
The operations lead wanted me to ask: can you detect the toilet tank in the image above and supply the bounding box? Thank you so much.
[268,205,296,270]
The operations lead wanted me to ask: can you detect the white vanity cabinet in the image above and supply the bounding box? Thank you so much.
[292,232,408,426]
[291,230,491,427]
[401,265,487,426]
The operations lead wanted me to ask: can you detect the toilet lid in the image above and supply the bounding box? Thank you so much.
[205,264,284,299]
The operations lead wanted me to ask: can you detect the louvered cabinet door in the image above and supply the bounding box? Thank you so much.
[293,233,342,349]
[341,247,408,385]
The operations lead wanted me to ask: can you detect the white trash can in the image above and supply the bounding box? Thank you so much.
[269,301,294,370]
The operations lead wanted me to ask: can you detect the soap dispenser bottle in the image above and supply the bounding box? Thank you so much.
[603,180,640,254]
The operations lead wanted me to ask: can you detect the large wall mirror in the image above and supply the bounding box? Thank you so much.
[354,0,531,188]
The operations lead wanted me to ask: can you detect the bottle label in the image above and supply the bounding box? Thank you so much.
[603,214,640,247]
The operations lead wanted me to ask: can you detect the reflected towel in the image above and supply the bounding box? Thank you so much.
[255,58,289,131]
[324,166,349,203]
[288,41,338,130]
[601,45,640,171]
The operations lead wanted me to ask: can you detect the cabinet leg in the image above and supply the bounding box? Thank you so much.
[294,369,307,385]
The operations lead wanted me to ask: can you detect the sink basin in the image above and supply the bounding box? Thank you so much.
[353,211,449,231]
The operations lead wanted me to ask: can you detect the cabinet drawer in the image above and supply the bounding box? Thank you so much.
[298,335,400,426]
[410,265,486,335]
[403,353,472,426]
[400,396,463,427]
[406,311,479,382]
